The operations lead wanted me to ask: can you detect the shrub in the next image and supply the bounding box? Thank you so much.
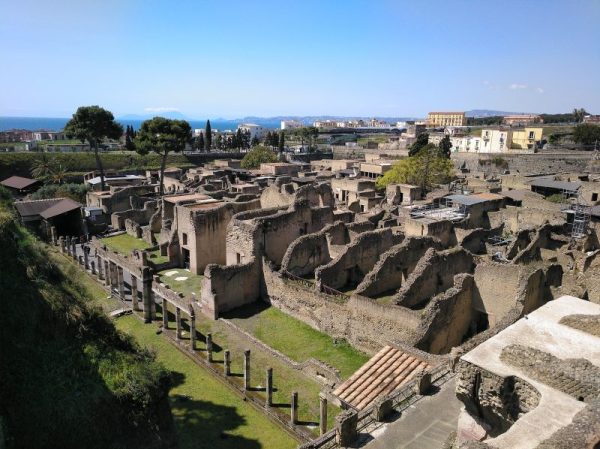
[240,145,278,169]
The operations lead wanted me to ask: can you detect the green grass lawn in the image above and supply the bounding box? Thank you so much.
[148,248,169,264]
[115,315,297,449]
[158,302,340,434]
[157,268,203,299]
[102,233,151,255]
[226,304,369,380]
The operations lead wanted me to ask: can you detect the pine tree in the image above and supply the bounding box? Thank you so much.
[205,120,212,151]
[198,133,205,151]
[278,131,285,152]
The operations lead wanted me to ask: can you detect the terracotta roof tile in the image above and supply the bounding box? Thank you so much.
[333,345,431,410]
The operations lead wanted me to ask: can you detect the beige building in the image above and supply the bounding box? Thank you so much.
[260,162,301,177]
[427,112,466,127]
[359,160,393,179]
[503,114,543,126]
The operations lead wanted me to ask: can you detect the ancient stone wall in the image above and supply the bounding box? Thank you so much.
[281,231,331,277]
[395,247,475,309]
[414,274,475,354]
[111,200,158,231]
[404,217,457,246]
[315,229,403,290]
[355,236,442,298]
[201,258,262,319]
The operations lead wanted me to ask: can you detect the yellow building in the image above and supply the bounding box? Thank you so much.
[427,111,466,127]
[511,127,543,150]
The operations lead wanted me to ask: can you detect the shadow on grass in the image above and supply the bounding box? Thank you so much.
[168,369,263,449]
[221,301,270,319]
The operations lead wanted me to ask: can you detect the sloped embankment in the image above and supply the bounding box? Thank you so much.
[0,192,176,449]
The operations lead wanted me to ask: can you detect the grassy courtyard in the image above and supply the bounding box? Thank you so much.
[158,302,340,434]
[225,304,369,379]
[102,233,151,255]
[115,315,297,449]
[157,268,204,299]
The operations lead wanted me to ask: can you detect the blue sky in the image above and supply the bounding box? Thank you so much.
[1,0,599,118]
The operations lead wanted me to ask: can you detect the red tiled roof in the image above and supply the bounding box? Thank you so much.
[333,345,430,410]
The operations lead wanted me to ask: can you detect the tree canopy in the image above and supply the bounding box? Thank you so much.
[240,145,278,169]
[64,105,123,191]
[376,144,454,191]
[408,132,429,156]
[205,120,212,151]
[135,117,192,195]
[573,123,600,145]
[438,135,453,158]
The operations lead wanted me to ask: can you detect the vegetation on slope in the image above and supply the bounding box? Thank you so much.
[0,186,175,449]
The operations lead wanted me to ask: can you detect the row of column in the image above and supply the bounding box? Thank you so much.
[159,300,328,435]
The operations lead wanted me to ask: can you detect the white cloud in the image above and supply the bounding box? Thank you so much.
[535,87,544,94]
[509,83,528,90]
[144,107,180,113]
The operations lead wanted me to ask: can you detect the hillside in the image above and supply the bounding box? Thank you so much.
[0,187,176,449]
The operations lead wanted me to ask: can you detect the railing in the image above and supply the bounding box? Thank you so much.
[306,363,453,449]
[280,269,316,289]
[320,284,350,300]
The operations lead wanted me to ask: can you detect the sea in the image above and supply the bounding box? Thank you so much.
[0,116,284,132]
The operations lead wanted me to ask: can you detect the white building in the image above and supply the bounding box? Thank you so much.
[237,123,268,140]
[280,120,303,130]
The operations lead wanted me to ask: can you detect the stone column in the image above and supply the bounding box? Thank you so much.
[104,260,110,287]
[414,372,432,395]
[335,410,358,446]
[97,256,103,280]
[290,392,298,424]
[243,350,251,391]
[59,236,65,253]
[117,267,125,300]
[206,333,213,362]
[189,312,196,350]
[83,247,89,270]
[78,255,84,266]
[50,226,57,245]
[175,307,182,340]
[266,368,273,407]
[224,350,231,376]
[320,395,328,435]
[71,238,78,260]
[90,260,96,275]
[162,297,169,329]
[66,236,72,256]
[142,267,155,323]
[130,276,139,311]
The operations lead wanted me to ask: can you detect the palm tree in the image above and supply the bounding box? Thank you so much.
[50,164,68,185]
[31,154,56,180]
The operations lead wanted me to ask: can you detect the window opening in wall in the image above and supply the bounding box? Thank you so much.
[182,232,188,245]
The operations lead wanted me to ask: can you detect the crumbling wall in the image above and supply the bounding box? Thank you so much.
[404,217,456,246]
[316,229,403,290]
[355,236,442,298]
[459,227,502,255]
[414,274,475,354]
[201,258,261,319]
[395,247,475,309]
[263,264,421,354]
[456,360,541,438]
[281,231,331,277]
[110,200,158,230]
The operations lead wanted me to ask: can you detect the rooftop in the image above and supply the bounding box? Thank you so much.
[529,178,582,192]
[333,345,431,410]
[0,176,39,190]
[86,174,146,185]
[40,198,82,219]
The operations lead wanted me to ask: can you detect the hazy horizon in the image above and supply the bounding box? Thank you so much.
[1,0,599,118]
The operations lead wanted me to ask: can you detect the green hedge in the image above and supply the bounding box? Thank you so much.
[0,152,195,180]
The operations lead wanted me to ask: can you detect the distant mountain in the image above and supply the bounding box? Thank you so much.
[118,111,189,120]
[465,109,534,118]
